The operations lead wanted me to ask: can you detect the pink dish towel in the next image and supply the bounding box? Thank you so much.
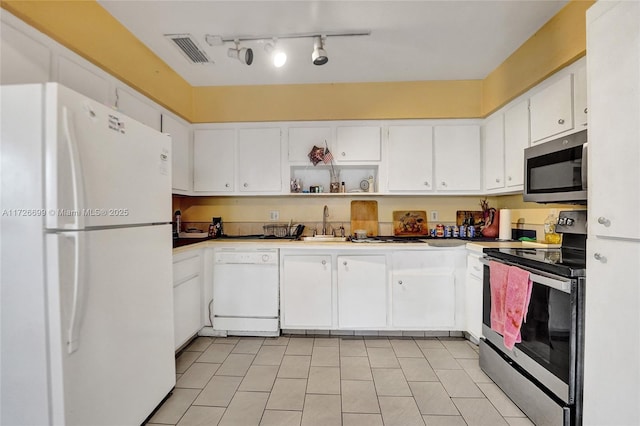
[489,261,509,336]
[503,266,533,350]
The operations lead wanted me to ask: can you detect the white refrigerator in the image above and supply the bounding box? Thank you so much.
[1,83,175,425]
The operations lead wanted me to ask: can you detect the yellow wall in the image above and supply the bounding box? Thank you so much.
[481,0,594,115]
[2,0,594,122]
[1,0,194,121]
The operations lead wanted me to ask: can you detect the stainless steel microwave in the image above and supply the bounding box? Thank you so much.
[524,130,587,204]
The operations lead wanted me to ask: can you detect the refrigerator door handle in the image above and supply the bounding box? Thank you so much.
[66,231,87,354]
[62,106,86,230]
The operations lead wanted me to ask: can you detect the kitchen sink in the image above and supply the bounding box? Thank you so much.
[302,235,348,242]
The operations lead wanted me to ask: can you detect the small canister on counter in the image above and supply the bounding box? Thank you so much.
[430,228,437,238]
[444,226,452,238]
[459,224,467,238]
[468,226,476,238]
[435,224,445,238]
[452,226,460,238]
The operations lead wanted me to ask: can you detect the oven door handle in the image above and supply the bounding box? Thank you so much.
[480,257,571,293]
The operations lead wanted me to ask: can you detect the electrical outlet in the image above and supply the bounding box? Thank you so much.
[269,210,279,221]
[430,211,438,221]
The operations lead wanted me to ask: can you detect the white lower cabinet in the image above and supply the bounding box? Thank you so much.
[173,249,204,351]
[464,252,484,342]
[281,255,332,328]
[337,255,387,328]
[391,251,457,328]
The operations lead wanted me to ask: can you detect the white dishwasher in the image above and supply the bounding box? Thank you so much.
[212,248,279,336]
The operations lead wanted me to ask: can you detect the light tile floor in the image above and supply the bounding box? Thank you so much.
[147,336,534,426]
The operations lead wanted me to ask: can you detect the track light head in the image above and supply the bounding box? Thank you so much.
[227,40,253,65]
[265,40,287,68]
[312,36,328,66]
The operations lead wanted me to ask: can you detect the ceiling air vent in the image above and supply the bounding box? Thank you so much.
[165,34,212,64]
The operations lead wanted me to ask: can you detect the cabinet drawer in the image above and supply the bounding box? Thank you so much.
[173,253,201,284]
[466,254,484,279]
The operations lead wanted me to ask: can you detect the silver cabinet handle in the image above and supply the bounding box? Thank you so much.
[343,261,347,266]
[321,260,326,265]
[398,280,403,285]
[495,178,500,183]
[594,253,607,263]
[441,181,447,187]
[225,183,230,188]
[584,107,588,114]
[243,183,248,188]
[558,118,565,125]
[597,217,611,227]
[341,152,346,157]
[507,176,512,181]
[424,181,430,187]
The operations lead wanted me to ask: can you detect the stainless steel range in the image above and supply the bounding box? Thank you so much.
[480,210,586,426]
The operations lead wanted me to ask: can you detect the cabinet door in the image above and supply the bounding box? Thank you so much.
[387,126,434,191]
[289,127,332,162]
[57,56,110,104]
[336,126,381,162]
[337,255,386,328]
[504,100,530,187]
[282,255,332,328]
[116,88,161,131]
[391,251,456,328]
[434,125,481,191]
[483,114,505,191]
[0,22,50,84]
[193,129,235,192]
[584,238,640,425]
[530,74,574,143]
[574,64,588,129]
[392,271,455,328]
[465,253,484,342]
[173,251,203,350]
[162,114,191,192]
[237,128,282,192]
[587,0,640,239]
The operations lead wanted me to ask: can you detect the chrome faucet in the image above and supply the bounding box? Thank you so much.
[322,205,329,236]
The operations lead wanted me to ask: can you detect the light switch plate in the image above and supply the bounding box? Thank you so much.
[430,211,438,221]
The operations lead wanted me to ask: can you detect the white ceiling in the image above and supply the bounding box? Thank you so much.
[98,0,568,87]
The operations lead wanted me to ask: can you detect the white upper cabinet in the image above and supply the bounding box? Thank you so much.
[574,63,588,129]
[162,114,191,193]
[387,126,434,192]
[503,100,530,188]
[530,74,574,144]
[335,126,381,162]
[0,22,50,84]
[483,114,505,191]
[57,56,110,105]
[237,128,282,193]
[587,1,640,240]
[288,127,332,162]
[116,87,161,131]
[434,125,481,191]
[193,129,235,193]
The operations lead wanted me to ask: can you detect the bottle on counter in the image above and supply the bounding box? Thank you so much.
[544,211,561,244]
[340,181,346,193]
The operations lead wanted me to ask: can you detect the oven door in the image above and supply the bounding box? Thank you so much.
[481,257,582,405]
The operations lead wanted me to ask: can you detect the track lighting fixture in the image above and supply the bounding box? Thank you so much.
[264,39,287,68]
[201,30,370,67]
[227,40,253,65]
[312,36,328,66]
